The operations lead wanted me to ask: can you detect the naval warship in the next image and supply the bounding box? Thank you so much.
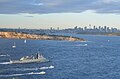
[10,53,49,64]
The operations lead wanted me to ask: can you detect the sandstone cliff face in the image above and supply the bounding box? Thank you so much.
[0,32,85,41]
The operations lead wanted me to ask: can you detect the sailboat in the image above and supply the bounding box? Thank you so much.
[12,42,16,48]
[24,40,27,43]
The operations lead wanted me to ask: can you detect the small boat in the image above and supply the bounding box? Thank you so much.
[24,40,27,43]
[39,71,46,74]
[10,53,49,64]
[12,42,16,48]
[49,65,54,69]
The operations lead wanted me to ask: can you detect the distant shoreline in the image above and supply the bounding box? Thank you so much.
[105,33,120,36]
[77,32,120,36]
[0,32,85,41]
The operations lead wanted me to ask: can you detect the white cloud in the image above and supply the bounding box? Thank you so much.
[33,3,44,6]
[0,0,120,14]
[101,0,120,3]
[0,0,13,2]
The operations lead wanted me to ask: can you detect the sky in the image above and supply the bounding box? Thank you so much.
[0,0,120,29]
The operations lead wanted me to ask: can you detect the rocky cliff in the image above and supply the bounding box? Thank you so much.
[0,32,85,41]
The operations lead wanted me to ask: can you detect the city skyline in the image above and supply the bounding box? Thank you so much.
[0,0,120,29]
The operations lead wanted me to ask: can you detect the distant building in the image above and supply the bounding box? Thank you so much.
[57,27,59,30]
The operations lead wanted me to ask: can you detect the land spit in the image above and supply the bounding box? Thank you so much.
[0,32,85,41]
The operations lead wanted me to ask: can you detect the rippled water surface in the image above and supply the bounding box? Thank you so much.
[0,34,120,79]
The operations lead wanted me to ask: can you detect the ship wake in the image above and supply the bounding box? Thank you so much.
[4,65,54,71]
[0,54,10,57]
[0,71,46,77]
[0,61,12,65]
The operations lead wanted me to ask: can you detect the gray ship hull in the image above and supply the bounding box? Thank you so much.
[10,58,49,64]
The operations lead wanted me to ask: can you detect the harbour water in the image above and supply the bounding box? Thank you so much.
[0,34,120,79]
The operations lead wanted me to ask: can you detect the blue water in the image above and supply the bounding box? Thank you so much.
[0,34,120,79]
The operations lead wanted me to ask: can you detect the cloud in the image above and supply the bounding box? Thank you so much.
[25,15,34,17]
[0,0,120,14]
[0,0,12,2]
[33,3,44,6]
[101,0,120,3]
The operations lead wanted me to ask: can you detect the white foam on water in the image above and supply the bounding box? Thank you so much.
[12,65,54,71]
[76,44,88,46]
[3,65,54,72]
[0,71,46,77]
[27,71,46,75]
[0,54,10,57]
[80,41,92,43]
[0,73,24,77]
[8,68,39,71]
[39,66,49,70]
[40,65,54,70]
[0,62,12,65]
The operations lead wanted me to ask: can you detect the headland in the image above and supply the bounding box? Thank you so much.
[0,32,85,41]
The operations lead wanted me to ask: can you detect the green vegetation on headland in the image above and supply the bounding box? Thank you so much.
[0,32,85,41]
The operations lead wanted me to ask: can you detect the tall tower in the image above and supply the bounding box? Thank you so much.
[89,24,91,29]
[57,27,59,30]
